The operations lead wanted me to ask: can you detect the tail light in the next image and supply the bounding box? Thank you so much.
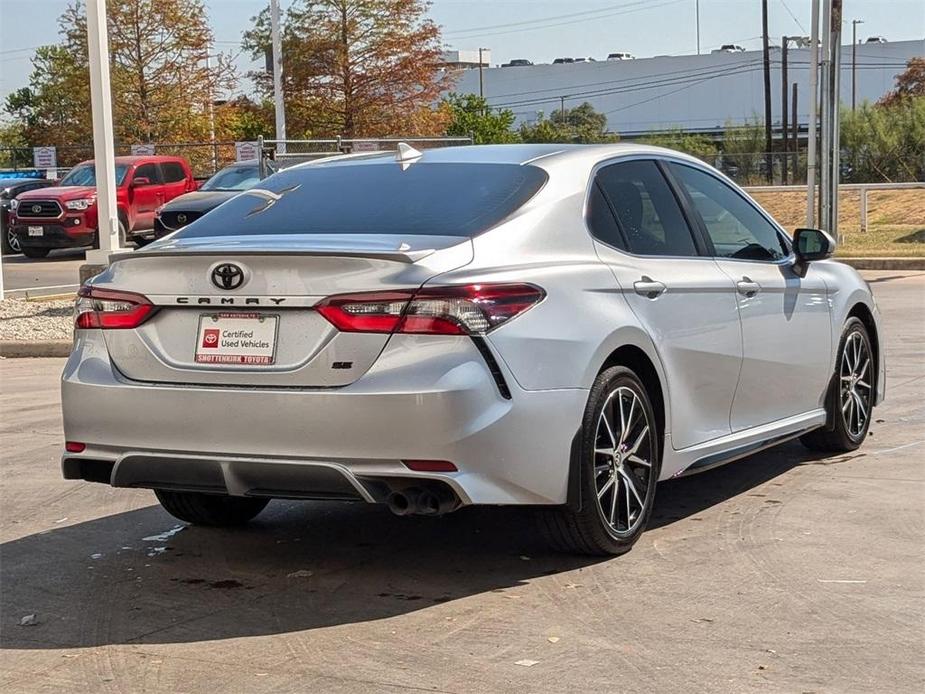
[74,286,156,329]
[317,283,544,335]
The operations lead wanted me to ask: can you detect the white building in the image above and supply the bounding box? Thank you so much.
[449,39,924,137]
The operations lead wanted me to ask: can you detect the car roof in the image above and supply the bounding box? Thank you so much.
[0,177,48,185]
[72,155,186,167]
[309,143,703,170]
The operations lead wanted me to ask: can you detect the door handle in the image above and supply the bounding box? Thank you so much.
[736,276,761,297]
[633,277,667,299]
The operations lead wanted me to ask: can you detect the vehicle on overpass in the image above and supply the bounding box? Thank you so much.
[501,58,534,67]
[10,155,196,258]
[606,52,635,60]
[60,143,884,555]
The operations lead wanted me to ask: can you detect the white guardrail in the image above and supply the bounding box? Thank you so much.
[744,182,925,232]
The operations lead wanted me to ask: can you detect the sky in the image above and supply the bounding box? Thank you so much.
[1,0,923,104]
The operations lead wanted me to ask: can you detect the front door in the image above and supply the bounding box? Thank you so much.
[129,163,163,230]
[667,162,832,431]
[589,159,743,451]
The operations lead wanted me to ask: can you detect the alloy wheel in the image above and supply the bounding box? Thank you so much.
[840,331,872,439]
[7,228,21,254]
[593,386,654,536]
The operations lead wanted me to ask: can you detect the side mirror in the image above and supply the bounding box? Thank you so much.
[792,228,835,276]
[132,176,152,187]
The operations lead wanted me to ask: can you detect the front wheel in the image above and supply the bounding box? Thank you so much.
[801,317,874,452]
[154,489,269,526]
[2,225,21,255]
[538,366,661,555]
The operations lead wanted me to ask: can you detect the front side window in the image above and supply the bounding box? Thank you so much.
[670,163,788,261]
[133,163,161,184]
[595,160,699,257]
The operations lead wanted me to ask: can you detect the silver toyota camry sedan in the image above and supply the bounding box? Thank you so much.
[61,144,885,555]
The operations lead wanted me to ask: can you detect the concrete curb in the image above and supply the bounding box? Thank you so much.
[839,257,925,271]
[0,341,71,358]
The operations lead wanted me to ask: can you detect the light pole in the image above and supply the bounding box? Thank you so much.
[695,0,701,55]
[270,0,287,153]
[852,19,864,110]
[806,0,820,227]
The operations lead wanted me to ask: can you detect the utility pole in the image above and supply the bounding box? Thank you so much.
[270,0,287,154]
[695,0,701,55]
[86,0,119,252]
[806,0,820,227]
[791,82,799,180]
[761,0,773,183]
[852,19,864,110]
[781,37,789,184]
[820,0,832,232]
[831,0,843,241]
[560,95,566,117]
[478,48,485,101]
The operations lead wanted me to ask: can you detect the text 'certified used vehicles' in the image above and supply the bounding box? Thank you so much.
[60,144,884,555]
[10,155,196,257]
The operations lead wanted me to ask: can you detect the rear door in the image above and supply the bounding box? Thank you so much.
[129,162,163,230]
[589,158,743,450]
[159,160,191,203]
[667,162,831,430]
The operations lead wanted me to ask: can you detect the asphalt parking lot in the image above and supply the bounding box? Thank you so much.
[1,250,85,297]
[1,270,922,693]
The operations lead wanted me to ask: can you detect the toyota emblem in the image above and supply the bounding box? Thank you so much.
[211,263,245,290]
[31,204,42,214]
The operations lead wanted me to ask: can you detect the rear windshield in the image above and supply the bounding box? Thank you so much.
[174,162,548,238]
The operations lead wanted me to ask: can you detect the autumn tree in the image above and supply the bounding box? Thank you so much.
[243,0,454,138]
[879,57,925,107]
[5,0,237,163]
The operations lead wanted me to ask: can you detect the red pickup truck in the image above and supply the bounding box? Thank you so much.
[10,155,196,258]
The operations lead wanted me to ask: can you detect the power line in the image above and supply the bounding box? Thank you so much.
[778,0,808,34]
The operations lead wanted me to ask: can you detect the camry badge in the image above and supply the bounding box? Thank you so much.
[211,263,245,290]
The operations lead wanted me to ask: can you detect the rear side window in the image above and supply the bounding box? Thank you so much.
[595,160,698,257]
[586,182,626,250]
[161,162,187,183]
[670,163,788,261]
[174,163,549,238]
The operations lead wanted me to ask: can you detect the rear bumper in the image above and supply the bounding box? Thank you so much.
[12,223,94,248]
[61,331,587,505]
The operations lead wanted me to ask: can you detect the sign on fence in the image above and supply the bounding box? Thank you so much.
[351,141,379,153]
[131,143,156,155]
[235,141,259,162]
[33,146,56,169]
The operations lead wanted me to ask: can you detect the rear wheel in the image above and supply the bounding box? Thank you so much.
[538,366,661,555]
[21,246,51,259]
[2,225,21,255]
[801,318,874,452]
[154,489,269,526]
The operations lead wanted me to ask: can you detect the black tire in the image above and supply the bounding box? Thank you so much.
[800,317,875,452]
[21,246,51,259]
[538,366,662,556]
[154,489,269,526]
[118,219,129,248]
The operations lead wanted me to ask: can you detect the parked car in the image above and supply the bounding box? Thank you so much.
[10,155,196,258]
[573,57,596,63]
[153,160,277,239]
[502,59,534,67]
[865,36,887,43]
[61,144,884,556]
[1,177,56,255]
[606,52,635,60]
[552,57,575,64]
[712,44,746,53]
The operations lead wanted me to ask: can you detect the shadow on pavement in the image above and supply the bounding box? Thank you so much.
[1,441,827,650]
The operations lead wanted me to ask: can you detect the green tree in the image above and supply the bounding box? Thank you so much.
[243,0,453,138]
[443,93,519,144]
[841,97,925,182]
[720,118,765,184]
[638,128,718,161]
[519,102,618,143]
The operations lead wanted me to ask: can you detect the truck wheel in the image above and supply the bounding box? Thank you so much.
[2,225,21,255]
[22,246,51,259]
[154,489,269,527]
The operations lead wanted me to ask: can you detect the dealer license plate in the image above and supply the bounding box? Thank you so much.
[28,226,44,236]
[195,312,278,365]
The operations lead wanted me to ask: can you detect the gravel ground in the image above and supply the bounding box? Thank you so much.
[0,298,74,341]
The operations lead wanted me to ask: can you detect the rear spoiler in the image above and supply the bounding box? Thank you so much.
[124,246,435,264]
